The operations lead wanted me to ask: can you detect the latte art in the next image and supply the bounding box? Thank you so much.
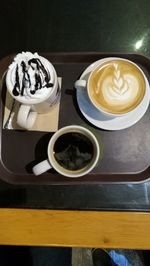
[89,60,146,114]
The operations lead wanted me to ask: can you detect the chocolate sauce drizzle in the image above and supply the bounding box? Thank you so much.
[12,58,53,97]
[13,65,20,96]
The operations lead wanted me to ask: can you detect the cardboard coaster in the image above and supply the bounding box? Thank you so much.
[3,78,62,132]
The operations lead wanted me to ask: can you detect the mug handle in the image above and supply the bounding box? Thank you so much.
[17,104,37,129]
[74,79,87,89]
[33,159,52,175]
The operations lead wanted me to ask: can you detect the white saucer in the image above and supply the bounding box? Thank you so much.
[76,58,150,130]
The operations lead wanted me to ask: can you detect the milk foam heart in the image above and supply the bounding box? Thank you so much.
[89,60,146,114]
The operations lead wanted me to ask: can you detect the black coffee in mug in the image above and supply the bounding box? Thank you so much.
[33,125,100,177]
[53,132,94,171]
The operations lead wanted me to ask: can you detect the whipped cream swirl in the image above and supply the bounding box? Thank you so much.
[8,52,54,100]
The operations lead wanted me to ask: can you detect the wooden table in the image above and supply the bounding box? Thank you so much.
[0,209,150,249]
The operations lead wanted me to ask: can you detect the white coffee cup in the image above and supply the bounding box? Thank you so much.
[6,52,59,129]
[33,125,100,177]
[75,57,149,118]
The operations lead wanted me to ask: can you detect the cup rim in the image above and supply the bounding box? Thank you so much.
[87,57,148,117]
[47,125,100,178]
[6,55,58,105]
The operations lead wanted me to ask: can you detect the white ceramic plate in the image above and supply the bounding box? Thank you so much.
[76,58,150,130]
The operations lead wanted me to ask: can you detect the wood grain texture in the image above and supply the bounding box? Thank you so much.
[0,209,150,249]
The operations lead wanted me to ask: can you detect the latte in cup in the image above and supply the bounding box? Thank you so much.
[88,59,146,115]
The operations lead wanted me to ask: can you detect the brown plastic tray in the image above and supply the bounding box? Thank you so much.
[0,52,150,185]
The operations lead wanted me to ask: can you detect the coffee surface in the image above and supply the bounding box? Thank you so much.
[53,132,94,171]
[89,60,146,114]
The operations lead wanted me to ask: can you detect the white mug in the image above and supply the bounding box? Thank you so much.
[6,52,59,129]
[33,125,100,178]
[75,57,149,118]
